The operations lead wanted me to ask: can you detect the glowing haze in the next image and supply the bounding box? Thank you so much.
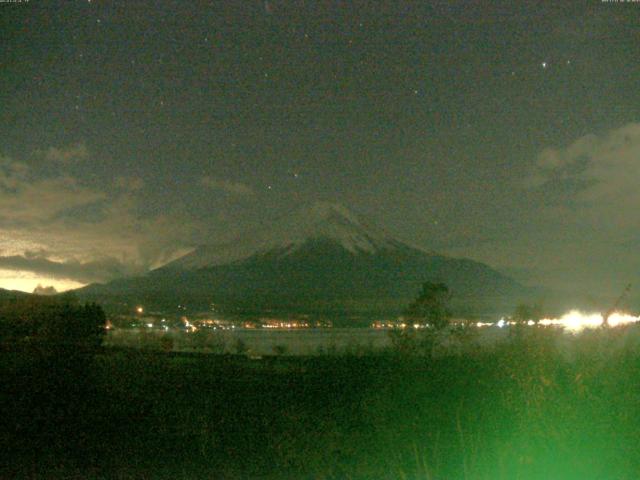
[538,311,640,333]
[494,310,640,333]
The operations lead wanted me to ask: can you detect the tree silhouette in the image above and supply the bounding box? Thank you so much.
[405,281,452,331]
[512,303,542,325]
[0,295,106,349]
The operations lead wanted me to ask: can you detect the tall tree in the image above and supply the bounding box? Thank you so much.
[512,303,543,325]
[405,282,452,331]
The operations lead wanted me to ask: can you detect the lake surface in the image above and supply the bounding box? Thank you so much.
[105,327,508,355]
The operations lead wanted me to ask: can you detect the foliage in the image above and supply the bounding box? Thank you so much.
[405,281,452,331]
[234,337,248,355]
[272,344,288,356]
[389,281,453,356]
[159,334,174,352]
[4,326,640,479]
[0,294,106,348]
[388,326,420,355]
[512,302,543,324]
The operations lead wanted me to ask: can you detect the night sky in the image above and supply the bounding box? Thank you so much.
[1,0,639,296]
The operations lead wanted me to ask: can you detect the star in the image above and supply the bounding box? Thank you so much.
[541,62,548,69]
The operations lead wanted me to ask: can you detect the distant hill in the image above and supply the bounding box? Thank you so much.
[0,288,29,300]
[78,202,530,320]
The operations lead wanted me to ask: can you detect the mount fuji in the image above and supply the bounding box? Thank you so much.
[167,202,404,270]
[79,202,527,320]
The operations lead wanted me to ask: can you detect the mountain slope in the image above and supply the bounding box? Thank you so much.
[166,202,398,269]
[79,202,528,318]
[0,288,29,300]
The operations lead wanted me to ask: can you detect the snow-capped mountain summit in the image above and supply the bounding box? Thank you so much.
[79,201,528,319]
[165,202,400,270]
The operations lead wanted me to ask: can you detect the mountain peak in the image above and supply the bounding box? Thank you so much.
[163,202,398,270]
[301,202,361,224]
[85,201,525,317]
[285,201,393,252]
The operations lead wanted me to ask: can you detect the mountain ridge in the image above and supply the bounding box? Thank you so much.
[163,202,420,270]
[79,202,529,318]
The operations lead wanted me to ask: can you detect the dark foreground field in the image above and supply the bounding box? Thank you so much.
[2,327,640,479]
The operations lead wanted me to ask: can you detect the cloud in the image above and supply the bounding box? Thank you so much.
[528,123,640,228]
[0,154,106,224]
[0,253,138,284]
[0,148,208,287]
[201,176,254,196]
[42,143,89,164]
[33,284,58,295]
[446,122,640,293]
[0,175,105,224]
[0,156,29,188]
[115,176,145,191]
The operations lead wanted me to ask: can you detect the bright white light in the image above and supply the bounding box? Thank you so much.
[470,310,640,332]
[537,310,640,333]
[606,312,640,328]
[476,321,493,327]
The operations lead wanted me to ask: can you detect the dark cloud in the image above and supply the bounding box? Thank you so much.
[201,176,254,196]
[527,122,640,225]
[446,123,640,295]
[0,254,138,284]
[40,143,89,164]
[115,176,145,192]
[0,150,206,284]
[0,155,105,224]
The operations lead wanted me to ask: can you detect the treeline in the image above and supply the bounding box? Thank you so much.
[0,294,106,348]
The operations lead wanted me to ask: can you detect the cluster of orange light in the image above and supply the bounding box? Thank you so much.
[262,320,310,329]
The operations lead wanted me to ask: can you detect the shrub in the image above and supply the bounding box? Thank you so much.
[0,294,106,349]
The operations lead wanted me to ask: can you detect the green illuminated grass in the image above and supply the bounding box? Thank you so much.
[2,325,640,479]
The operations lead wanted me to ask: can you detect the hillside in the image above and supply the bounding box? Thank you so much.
[79,203,528,318]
